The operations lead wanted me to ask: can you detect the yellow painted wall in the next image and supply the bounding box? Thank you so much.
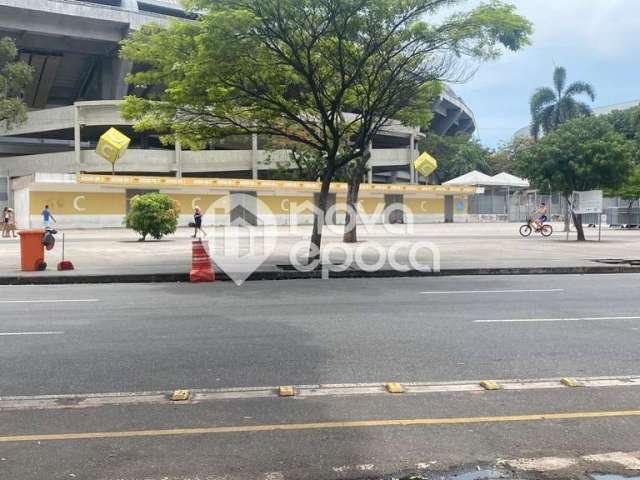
[28,189,460,217]
[30,191,126,215]
[357,197,385,215]
[258,195,315,214]
[169,194,227,215]
[404,197,445,214]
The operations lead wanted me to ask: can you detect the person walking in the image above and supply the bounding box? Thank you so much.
[192,206,207,238]
[42,204,56,229]
[2,207,8,238]
[6,208,16,238]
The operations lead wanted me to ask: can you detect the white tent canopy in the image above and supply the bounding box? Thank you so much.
[491,172,530,188]
[443,170,497,186]
[444,170,529,188]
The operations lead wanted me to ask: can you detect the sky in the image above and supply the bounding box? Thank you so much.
[447,0,640,148]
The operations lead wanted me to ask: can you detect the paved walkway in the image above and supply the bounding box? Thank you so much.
[1,223,639,278]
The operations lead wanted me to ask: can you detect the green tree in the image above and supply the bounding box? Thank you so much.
[125,192,180,241]
[607,165,640,209]
[488,136,533,174]
[607,106,640,144]
[0,37,33,129]
[420,132,493,183]
[529,66,596,140]
[121,0,530,259]
[605,107,640,208]
[515,116,634,241]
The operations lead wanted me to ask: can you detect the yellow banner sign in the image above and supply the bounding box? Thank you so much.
[77,174,478,195]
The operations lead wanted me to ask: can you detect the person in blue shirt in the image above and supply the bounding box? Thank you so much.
[42,205,56,229]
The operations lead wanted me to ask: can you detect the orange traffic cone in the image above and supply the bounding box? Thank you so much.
[190,239,214,283]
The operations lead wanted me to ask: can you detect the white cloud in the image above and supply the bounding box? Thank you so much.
[513,0,640,59]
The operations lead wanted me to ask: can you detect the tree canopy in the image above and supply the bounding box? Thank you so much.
[515,115,634,240]
[120,0,531,257]
[604,106,640,206]
[0,37,33,129]
[420,131,493,182]
[529,66,595,140]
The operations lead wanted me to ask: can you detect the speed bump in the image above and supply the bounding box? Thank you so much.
[480,380,502,391]
[278,386,295,397]
[385,382,405,394]
[170,389,191,401]
[561,377,585,388]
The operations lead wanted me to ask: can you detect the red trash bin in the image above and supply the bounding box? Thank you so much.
[18,229,46,271]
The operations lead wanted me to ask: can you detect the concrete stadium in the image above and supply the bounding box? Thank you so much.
[0,0,475,181]
[0,0,478,227]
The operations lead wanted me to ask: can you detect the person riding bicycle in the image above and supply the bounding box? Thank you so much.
[533,202,548,230]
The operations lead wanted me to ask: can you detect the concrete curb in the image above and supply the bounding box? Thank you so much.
[2,265,640,285]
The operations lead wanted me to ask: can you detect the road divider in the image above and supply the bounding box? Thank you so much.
[278,386,295,397]
[480,380,502,391]
[385,382,405,394]
[561,377,585,388]
[2,375,639,413]
[170,390,191,402]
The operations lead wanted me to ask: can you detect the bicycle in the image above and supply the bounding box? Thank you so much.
[519,216,553,237]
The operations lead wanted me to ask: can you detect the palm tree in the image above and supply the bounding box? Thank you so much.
[529,66,596,140]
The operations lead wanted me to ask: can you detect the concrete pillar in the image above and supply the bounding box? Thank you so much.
[121,0,139,11]
[251,133,258,179]
[112,58,133,100]
[4,173,11,208]
[444,195,454,223]
[175,140,182,178]
[74,105,82,175]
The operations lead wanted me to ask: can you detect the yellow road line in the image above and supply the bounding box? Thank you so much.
[2,409,640,443]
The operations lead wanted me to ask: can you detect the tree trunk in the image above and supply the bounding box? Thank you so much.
[343,147,370,243]
[343,174,362,243]
[563,193,571,232]
[309,168,334,263]
[572,210,586,241]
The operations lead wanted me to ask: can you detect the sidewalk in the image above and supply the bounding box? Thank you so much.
[1,223,639,282]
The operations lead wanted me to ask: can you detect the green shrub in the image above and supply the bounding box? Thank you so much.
[125,192,180,241]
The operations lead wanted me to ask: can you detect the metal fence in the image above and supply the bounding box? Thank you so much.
[469,190,639,225]
[606,207,640,228]
[469,190,566,222]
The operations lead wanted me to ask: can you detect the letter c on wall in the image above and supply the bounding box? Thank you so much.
[73,195,86,212]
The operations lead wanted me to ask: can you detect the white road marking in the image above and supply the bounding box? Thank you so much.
[0,299,99,304]
[0,331,64,336]
[420,289,564,295]
[474,316,640,324]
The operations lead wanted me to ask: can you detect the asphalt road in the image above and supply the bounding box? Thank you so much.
[1,274,640,479]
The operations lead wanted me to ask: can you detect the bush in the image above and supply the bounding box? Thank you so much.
[125,192,180,241]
